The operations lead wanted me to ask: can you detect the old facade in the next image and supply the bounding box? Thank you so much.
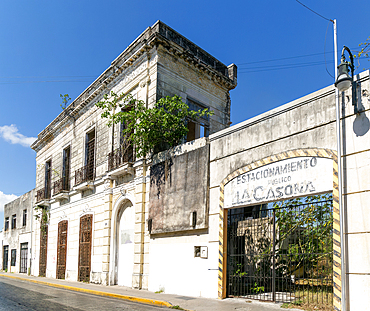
[30,21,237,289]
[16,19,368,311]
[2,189,34,274]
[148,70,370,311]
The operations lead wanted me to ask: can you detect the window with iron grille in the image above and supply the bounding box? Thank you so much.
[11,214,16,229]
[11,249,16,266]
[23,209,27,227]
[45,160,52,199]
[62,146,71,190]
[85,130,95,181]
[20,243,28,273]
[4,217,9,231]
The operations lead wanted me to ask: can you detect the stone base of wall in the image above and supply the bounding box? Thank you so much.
[90,271,109,285]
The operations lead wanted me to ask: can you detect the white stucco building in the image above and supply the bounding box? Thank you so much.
[22,20,370,311]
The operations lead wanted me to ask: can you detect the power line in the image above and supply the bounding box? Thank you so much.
[295,0,333,22]
[238,61,333,73]
[239,60,332,70]
[238,52,332,66]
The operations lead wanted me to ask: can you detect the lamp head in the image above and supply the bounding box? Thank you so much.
[335,59,352,92]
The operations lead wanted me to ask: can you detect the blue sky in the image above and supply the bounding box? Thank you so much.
[0,0,369,229]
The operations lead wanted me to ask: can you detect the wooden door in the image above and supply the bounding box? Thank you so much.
[78,214,92,282]
[39,225,48,277]
[57,220,68,279]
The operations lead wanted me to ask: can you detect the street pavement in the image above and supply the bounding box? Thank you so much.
[0,272,299,311]
[0,276,165,311]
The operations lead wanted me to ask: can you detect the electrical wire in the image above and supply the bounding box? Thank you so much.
[239,60,331,70]
[295,0,333,23]
[238,61,332,74]
[238,52,332,66]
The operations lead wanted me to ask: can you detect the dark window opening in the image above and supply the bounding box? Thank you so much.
[186,99,210,142]
[85,130,95,181]
[4,217,9,231]
[3,246,9,270]
[107,106,134,171]
[23,209,27,227]
[11,214,16,229]
[45,160,52,199]
[20,243,28,273]
[11,249,16,266]
[62,146,71,190]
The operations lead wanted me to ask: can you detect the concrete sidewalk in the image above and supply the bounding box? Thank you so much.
[0,272,295,311]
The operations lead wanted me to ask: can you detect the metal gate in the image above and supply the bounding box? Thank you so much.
[39,225,48,277]
[57,220,68,279]
[20,243,28,273]
[3,246,8,271]
[78,214,92,282]
[227,195,333,305]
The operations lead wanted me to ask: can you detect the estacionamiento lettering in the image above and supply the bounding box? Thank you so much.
[236,157,317,184]
[232,157,318,205]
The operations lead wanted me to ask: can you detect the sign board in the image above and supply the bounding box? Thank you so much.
[224,157,333,208]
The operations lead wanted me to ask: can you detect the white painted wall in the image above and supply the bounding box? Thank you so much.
[148,235,219,298]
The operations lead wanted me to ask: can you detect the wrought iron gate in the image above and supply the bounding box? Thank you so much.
[57,220,68,279]
[39,225,48,277]
[20,243,28,273]
[78,214,92,282]
[227,195,333,304]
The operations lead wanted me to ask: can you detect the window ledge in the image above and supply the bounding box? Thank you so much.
[108,163,134,178]
[53,191,70,201]
[36,200,51,207]
[74,181,94,192]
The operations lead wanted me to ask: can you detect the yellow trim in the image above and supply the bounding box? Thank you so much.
[0,274,173,308]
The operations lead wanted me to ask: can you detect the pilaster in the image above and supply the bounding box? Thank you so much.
[132,160,148,289]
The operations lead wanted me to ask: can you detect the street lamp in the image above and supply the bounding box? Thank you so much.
[335,46,359,113]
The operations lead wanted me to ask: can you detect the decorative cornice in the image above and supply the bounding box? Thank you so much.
[31,21,237,152]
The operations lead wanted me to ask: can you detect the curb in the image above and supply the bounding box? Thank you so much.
[0,273,173,308]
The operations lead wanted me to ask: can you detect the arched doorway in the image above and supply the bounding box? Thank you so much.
[116,200,135,287]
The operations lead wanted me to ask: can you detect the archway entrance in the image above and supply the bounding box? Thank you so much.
[116,200,135,287]
[218,148,341,309]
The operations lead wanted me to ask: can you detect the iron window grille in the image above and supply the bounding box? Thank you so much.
[20,243,28,273]
[75,130,95,185]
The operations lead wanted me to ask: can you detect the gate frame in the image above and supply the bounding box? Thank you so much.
[217,148,341,311]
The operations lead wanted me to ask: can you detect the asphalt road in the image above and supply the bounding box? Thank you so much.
[0,277,166,311]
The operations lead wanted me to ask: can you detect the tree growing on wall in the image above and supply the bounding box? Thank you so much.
[96,92,212,158]
[273,193,333,280]
[355,36,370,68]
